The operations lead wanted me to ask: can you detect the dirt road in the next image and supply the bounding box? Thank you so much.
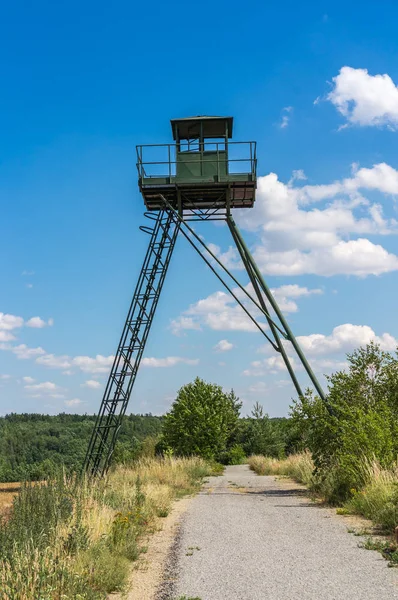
[162,464,398,600]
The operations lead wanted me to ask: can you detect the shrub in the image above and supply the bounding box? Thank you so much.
[219,444,246,465]
[291,342,398,503]
[163,378,241,460]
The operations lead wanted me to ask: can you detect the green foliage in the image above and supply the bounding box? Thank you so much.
[162,378,242,461]
[0,413,162,482]
[219,444,246,465]
[362,538,398,567]
[240,402,285,458]
[291,342,398,504]
[78,540,129,593]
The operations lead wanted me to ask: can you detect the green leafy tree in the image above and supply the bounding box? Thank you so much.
[242,402,285,457]
[291,342,398,503]
[162,377,242,460]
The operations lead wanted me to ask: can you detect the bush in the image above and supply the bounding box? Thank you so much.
[219,444,246,465]
[291,342,398,504]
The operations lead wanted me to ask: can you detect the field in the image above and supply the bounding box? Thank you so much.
[0,482,20,517]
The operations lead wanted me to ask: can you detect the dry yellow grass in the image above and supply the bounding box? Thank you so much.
[0,482,20,516]
[248,452,315,486]
[0,457,211,599]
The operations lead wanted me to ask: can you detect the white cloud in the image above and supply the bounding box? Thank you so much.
[280,106,293,129]
[206,243,243,271]
[26,317,53,328]
[22,376,35,383]
[65,398,83,407]
[22,270,35,276]
[170,316,202,336]
[248,381,268,393]
[0,374,11,380]
[24,381,61,394]
[327,66,398,128]
[72,355,114,373]
[297,324,397,356]
[243,355,301,377]
[243,360,266,377]
[36,353,114,374]
[172,283,322,336]
[213,339,234,352]
[0,331,16,342]
[271,284,323,312]
[36,354,72,369]
[81,380,101,389]
[253,238,398,277]
[141,356,199,367]
[171,290,265,335]
[12,344,46,359]
[0,313,23,333]
[235,168,398,277]
[0,312,53,340]
[290,169,307,183]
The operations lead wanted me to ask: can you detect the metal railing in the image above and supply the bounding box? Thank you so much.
[136,141,257,181]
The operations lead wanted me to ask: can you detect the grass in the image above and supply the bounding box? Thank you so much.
[0,482,20,519]
[247,451,314,486]
[0,457,212,599]
[343,459,398,532]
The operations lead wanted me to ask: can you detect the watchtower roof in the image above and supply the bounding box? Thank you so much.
[170,116,233,141]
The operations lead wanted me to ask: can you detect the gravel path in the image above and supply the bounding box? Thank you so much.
[168,464,398,600]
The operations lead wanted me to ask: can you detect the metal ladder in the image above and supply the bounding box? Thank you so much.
[84,210,179,476]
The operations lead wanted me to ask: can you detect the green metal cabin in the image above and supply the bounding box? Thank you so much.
[136,116,257,211]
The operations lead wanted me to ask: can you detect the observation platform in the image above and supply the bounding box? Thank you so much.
[136,116,257,211]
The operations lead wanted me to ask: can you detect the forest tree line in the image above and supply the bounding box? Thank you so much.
[0,407,298,482]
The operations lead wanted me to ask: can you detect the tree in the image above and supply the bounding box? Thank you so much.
[291,342,398,503]
[242,402,285,457]
[162,377,242,460]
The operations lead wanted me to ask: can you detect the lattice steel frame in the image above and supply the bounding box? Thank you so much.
[85,196,328,476]
[84,210,179,476]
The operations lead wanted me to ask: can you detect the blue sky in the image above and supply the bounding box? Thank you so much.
[1,1,398,417]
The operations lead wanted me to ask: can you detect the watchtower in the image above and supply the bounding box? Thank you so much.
[85,116,327,477]
[137,116,256,212]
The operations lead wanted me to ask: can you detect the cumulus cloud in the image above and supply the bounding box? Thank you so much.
[72,355,114,373]
[12,344,46,359]
[171,283,322,335]
[24,381,61,394]
[36,354,72,369]
[26,317,54,328]
[0,313,24,341]
[22,376,35,383]
[171,290,263,334]
[36,353,114,373]
[235,167,398,277]
[170,316,202,336]
[65,398,83,407]
[205,243,243,271]
[0,312,53,341]
[297,323,397,356]
[327,66,398,128]
[81,380,102,389]
[141,356,199,367]
[214,339,234,352]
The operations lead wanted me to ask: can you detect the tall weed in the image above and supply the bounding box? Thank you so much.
[0,457,211,599]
